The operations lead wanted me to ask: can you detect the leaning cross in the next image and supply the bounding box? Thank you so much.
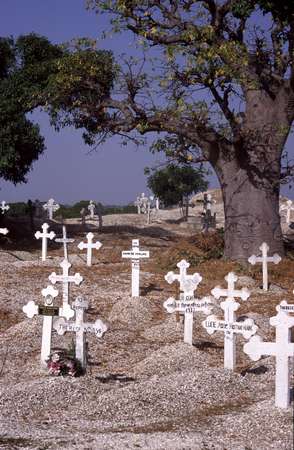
[248,242,281,291]
[165,259,201,292]
[54,296,107,369]
[0,201,9,214]
[23,285,74,366]
[55,226,75,260]
[48,259,83,308]
[122,239,150,297]
[35,223,56,261]
[202,272,256,370]
[88,200,96,219]
[78,232,102,266]
[244,302,294,409]
[43,198,60,220]
[280,200,294,225]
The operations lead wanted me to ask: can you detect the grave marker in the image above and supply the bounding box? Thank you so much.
[49,259,83,308]
[78,232,102,266]
[248,242,281,291]
[165,259,201,292]
[202,272,257,370]
[54,296,107,369]
[0,201,9,214]
[280,200,294,225]
[23,285,74,365]
[43,198,60,220]
[55,226,75,260]
[35,223,56,261]
[88,200,96,219]
[278,300,294,313]
[244,301,294,408]
[0,228,8,235]
[122,239,150,297]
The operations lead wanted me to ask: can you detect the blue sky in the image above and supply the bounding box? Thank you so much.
[0,1,293,204]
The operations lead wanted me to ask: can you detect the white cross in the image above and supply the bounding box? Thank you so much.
[155,198,160,210]
[0,228,9,235]
[280,200,294,225]
[78,232,102,266]
[134,196,141,214]
[0,201,9,214]
[122,239,150,297]
[202,272,256,370]
[165,259,202,292]
[48,259,83,308]
[54,296,107,369]
[248,242,281,291]
[55,226,74,260]
[43,198,60,220]
[88,200,96,219]
[244,302,294,408]
[22,285,74,366]
[35,223,56,261]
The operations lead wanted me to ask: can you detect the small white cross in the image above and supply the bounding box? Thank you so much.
[165,259,202,292]
[0,228,9,235]
[248,242,281,291]
[88,200,96,219]
[55,226,75,260]
[35,223,56,261]
[48,259,83,308]
[202,272,256,370]
[78,232,102,266]
[122,239,150,297]
[54,296,107,369]
[0,201,9,214]
[244,302,294,408]
[43,198,60,220]
[280,200,294,225]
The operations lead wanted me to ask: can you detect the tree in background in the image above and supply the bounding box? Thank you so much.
[147,164,208,219]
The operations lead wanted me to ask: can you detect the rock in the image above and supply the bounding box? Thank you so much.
[236,276,257,289]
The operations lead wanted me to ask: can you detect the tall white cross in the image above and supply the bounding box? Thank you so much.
[0,201,9,214]
[78,232,102,266]
[35,223,56,261]
[244,302,294,408]
[54,296,107,369]
[165,259,201,292]
[155,198,160,210]
[280,200,294,225]
[122,239,150,297]
[134,196,141,214]
[43,198,60,220]
[248,242,281,291]
[48,259,83,307]
[55,226,75,260]
[88,200,96,219]
[22,285,74,366]
[202,272,256,370]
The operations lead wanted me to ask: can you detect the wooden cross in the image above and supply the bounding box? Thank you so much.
[244,302,294,408]
[78,232,102,266]
[248,242,281,291]
[35,223,56,261]
[165,259,202,292]
[23,285,74,365]
[121,239,150,297]
[280,200,294,225]
[43,198,60,220]
[88,200,96,219]
[0,200,9,214]
[54,296,107,369]
[202,272,256,370]
[48,259,83,307]
[55,226,75,260]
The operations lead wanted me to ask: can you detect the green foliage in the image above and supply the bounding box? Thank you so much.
[147,164,208,207]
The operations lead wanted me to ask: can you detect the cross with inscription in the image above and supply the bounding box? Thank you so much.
[280,200,294,225]
[244,301,294,408]
[202,272,256,370]
[49,259,83,308]
[88,200,96,219]
[0,200,9,214]
[23,285,74,365]
[35,223,56,261]
[122,239,150,297]
[248,242,281,291]
[54,296,107,369]
[165,259,202,292]
[43,198,60,220]
[55,226,75,260]
[78,232,102,266]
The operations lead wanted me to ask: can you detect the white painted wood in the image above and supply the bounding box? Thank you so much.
[280,200,294,224]
[244,303,294,408]
[43,198,60,220]
[0,201,9,214]
[55,226,75,260]
[165,259,202,292]
[202,272,256,370]
[248,242,281,291]
[122,239,150,297]
[54,296,107,369]
[77,232,102,266]
[35,223,56,261]
[0,228,9,235]
[155,198,160,210]
[48,259,83,307]
[88,200,96,219]
[278,300,294,313]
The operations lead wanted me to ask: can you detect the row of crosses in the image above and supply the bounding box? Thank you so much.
[42,198,98,221]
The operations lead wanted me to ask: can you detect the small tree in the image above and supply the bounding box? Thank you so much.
[147,164,208,219]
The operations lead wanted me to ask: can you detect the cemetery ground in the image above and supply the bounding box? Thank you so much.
[0,205,293,449]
